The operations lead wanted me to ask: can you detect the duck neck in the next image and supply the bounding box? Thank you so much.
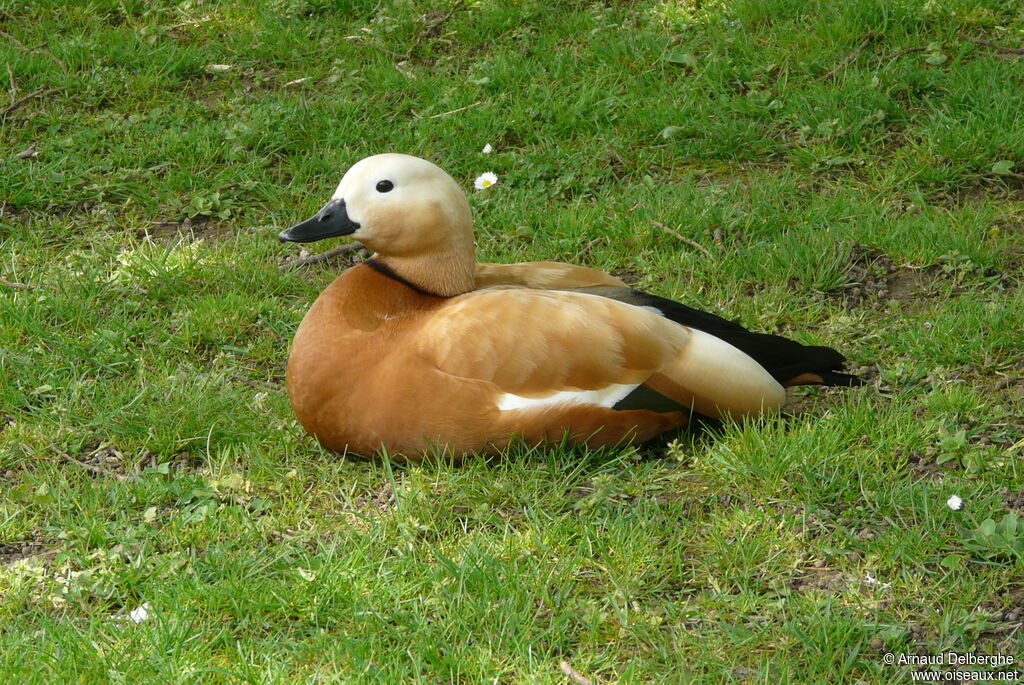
[374,244,476,298]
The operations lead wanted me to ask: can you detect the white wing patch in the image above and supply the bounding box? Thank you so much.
[496,383,639,412]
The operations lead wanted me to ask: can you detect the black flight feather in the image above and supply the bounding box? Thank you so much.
[574,287,863,389]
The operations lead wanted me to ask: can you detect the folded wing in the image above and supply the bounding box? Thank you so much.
[416,288,786,420]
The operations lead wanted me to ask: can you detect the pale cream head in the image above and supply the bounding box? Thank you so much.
[331,154,475,260]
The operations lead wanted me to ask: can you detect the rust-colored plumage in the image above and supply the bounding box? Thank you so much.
[280,154,861,459]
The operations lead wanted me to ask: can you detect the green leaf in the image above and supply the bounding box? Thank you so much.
[216,473,246,491]
[991,160,1014,175]
[926,53,947,65]
[145,462,171,476]
[12,482,55,506]
[33,483,55,505]
[822,156,859,167]
[663,49,698,67]
[816,119,838,136]
[1000,512,1019,535]
[858,109,885,126]
[660,126,685,140]
[979,518,997,537]
[940,553,964,569]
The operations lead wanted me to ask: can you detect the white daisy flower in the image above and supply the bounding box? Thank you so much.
[947,494,963,511]
[129,602,152,623]
[481,143,493,154]
[474,172,498,190]
[110,602,152,624]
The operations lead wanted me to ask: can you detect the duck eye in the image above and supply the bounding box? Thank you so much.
[376,180,394,193]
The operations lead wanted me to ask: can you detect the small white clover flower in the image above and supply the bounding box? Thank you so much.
[474,172,498,190]
[864,572,876,585]
[947,494,963,511]
[863,573,892,590]
[481,143,493,154]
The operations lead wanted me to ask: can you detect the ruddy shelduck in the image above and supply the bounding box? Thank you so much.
[279,154,861,459]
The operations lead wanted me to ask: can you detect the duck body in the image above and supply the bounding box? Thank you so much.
[281,154,861,459]
[286,261,708,456]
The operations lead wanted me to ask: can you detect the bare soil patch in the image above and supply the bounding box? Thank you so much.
[936,177,1024,209]
[898,447,948,482]
[0,541,54,567]
[834,244,935,308]
[354,480,396,514]
[790,567,845,593]
[979,585,1024,652]
[1001,488,1024,515]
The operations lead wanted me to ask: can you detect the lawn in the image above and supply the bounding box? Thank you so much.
[2,0,1023,681]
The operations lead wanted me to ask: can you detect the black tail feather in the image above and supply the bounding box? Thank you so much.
[579,287,863,388]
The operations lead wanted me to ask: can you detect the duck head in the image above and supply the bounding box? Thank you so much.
[280,153,477,297]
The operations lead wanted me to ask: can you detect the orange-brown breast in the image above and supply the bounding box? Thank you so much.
[286,264,505,455]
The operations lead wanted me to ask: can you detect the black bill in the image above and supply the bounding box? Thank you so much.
[278,199,360,243]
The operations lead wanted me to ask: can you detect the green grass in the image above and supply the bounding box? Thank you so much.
[2,0,1023,681]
